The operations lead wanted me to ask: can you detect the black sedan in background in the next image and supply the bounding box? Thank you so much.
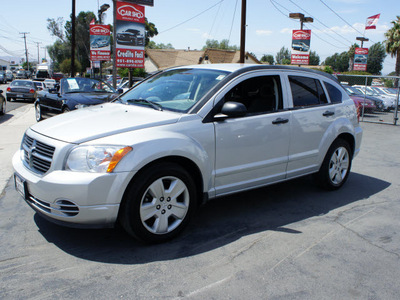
[6,80,38,102]
[35,77,119,121]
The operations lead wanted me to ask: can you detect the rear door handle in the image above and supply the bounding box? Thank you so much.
[323,111,335,117]
[272,118,289,125]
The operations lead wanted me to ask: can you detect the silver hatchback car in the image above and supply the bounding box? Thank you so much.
[13,64,362,243]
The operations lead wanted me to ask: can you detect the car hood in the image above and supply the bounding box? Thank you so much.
[63,92,118,105]
[31,102,181,144]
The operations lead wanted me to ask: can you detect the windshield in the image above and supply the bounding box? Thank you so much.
[118,68,229,112]
[60,77,116,94]
[344,86,361,95]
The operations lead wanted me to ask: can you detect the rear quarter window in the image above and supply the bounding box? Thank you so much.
[324,82,343,103]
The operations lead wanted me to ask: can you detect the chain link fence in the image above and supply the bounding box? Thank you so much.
[336,74,400,125]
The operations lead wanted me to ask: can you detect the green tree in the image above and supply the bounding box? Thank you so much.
[384,16,400,86]
[60,58,82,74]
[366,42,386,74]
[202,39,239,50]
[324,51,349,72]
[47,40,71,72]
[65,11,96,74]
[145,18,158,47]
[309,51,320,66]
[147,41,174,49]
[260,54,274,65]
[275,47,291,65]
[47,17,66,42]
[347,43,359,71]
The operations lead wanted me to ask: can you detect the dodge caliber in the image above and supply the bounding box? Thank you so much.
[13,64,363,243]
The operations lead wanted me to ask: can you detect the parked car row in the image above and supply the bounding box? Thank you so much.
[343,84,399,115]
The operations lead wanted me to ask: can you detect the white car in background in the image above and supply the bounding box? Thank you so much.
[13,64,362,243]
[44,79,56,89]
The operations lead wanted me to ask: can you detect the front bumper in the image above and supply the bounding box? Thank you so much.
[12,150,134,228]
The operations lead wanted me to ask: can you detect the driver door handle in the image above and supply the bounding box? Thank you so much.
[323,111,335,117]
[272,118,289,125]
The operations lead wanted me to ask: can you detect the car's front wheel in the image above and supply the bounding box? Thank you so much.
[314,139,352,190]
[35,103,42,122]
[120,162,197,243]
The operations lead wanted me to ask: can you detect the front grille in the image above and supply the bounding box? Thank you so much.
[22,134,55,174]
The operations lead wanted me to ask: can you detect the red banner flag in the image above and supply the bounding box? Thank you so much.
[365,14,380,30]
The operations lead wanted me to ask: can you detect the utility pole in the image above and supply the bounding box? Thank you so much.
[35,42,41,64]
[41,46,47,61]
[71,0,76,77]
[20,32,30,69]
[239,0,246,63]
[112,0,117,89]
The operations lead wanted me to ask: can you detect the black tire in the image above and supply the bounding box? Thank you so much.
[35,103,42,122]
[120,162,197,243]
[63,107,70,113]
[0,99,5,115]
[314,139,352,190]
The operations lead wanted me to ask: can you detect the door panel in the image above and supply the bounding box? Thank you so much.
[212,74,290,196]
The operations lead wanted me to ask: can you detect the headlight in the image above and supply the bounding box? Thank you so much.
[75,104,89,109]
[65,146,132,173]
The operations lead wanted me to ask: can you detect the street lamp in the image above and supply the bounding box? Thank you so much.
[98,4,110,24]
[289,13,313,30]
[356,37,369,48]
[97,4,110,80]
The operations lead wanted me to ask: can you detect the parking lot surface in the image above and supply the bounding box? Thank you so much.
[1,118,399,299]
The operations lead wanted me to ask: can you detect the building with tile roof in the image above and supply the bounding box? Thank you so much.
[145,48,261,72]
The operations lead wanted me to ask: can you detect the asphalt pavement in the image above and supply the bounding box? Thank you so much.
[0,104,35,195]
[1,109,400,299]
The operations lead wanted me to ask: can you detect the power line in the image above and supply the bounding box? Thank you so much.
[159,0,225,34]
[318,0,364,36]
[269,0,350,49]
[287,0,354,45]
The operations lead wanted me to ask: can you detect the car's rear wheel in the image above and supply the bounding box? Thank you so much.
[120,162,197,243]
[35,103,42,122]
[63,107,70,113]
[314,139,352,190]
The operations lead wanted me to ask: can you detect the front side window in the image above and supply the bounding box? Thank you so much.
[289,76,328,107]
[118,68,229,112]
[222,75,283,115]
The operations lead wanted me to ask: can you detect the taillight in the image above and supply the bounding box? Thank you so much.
[29,89,35,93]
[6,87,11,92]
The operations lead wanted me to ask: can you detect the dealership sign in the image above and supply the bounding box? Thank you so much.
[291,29,311,65]
[116,1,145,68]
[90,24,111,61]
[354,48,368,71]
[119,0,154,7]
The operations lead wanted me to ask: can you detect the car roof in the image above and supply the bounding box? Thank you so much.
[167,63,339,82]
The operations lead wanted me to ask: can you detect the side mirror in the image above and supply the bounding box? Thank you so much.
[118,88,124,94]
[218,101,247,118]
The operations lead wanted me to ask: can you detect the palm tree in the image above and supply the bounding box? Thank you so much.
[384,16,400,87]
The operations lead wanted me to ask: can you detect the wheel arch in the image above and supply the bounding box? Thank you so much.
[336,132,355,157]
[120,155,205,210]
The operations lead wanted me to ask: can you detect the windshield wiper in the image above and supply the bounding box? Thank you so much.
[126,99,163,111]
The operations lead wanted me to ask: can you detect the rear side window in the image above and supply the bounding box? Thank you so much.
[324,82,343,103]
[289,76,328,107]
